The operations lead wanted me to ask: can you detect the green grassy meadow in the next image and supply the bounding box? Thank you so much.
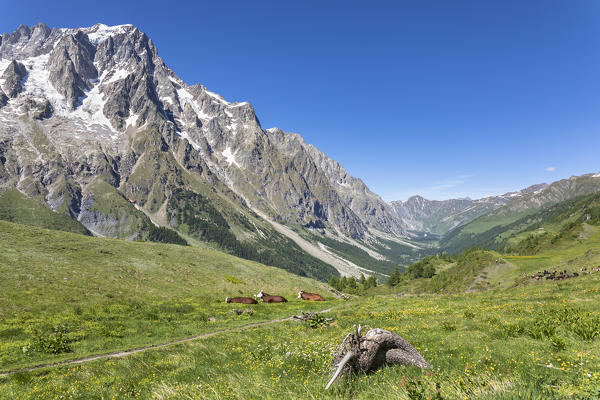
[1,217,600,399]
[0,221,332,372]
[1,273,599,399]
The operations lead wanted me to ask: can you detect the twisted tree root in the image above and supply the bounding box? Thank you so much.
[326,326,430,390]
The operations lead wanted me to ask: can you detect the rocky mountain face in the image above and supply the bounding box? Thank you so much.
[266,128,404,237]
[391,196,480,235]
[0,23,407,279]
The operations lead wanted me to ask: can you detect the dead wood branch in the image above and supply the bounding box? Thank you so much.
[326,326,430,390]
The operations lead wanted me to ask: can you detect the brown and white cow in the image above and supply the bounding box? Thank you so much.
[226,297,258,304]
[298,290,325,301]
[255,290,287,303]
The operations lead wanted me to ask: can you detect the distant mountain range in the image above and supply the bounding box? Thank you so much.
[390,183,548,235]
[1,23,599,279]
[438,173,600,253]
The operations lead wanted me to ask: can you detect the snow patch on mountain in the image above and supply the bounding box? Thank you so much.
[72,84,115,131]
[21,54,62,105]
[205,89,228,104]
[222,147,239,167]
[125,113,138,127]
[177,131,201,151]
[173,80,212,121]
[160,96,174,105]
[84,24,133,44]
[1,53,118,133]
[105,68,130,84]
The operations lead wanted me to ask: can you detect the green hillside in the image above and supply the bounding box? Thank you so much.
[0,221,333,371]
[0,189,91,236]
[387,194,600,297]
[440,192,600,257]
[501,192,600,255]
[2,190,600,399]
[2,218,600,398]
[439,211,534,255]
[440,176,600,255]
[386,248,515,294]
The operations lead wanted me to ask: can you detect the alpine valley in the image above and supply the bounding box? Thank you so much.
[1,22,600,282]
[2,20,600,400]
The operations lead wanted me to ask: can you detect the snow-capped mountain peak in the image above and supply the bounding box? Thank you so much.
[0,22,401,247]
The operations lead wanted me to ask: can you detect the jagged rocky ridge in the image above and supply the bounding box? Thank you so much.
[0,23,404,273]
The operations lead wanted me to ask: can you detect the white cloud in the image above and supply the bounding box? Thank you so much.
[545,166,556,172]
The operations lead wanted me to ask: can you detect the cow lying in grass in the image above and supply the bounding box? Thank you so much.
[225,297,258,304]
[298,290,325,301]
[255,291,287,303]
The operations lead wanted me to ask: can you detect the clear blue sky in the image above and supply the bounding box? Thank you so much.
[2,1,600,201]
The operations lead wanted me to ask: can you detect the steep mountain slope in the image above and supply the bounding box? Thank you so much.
[0,23,406,278]
[296,134,404,236]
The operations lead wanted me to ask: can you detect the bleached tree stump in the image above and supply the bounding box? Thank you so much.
[326,326,430,390]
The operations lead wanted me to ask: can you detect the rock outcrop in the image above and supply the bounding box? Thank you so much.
[48,32,97,109]
[1,60,27,98]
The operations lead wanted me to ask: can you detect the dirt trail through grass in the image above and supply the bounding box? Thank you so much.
[0,307,336,377]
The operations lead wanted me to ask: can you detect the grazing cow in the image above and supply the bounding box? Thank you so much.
[226,297,258,304]
[255,290,287,303]
[298,290,325,301]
